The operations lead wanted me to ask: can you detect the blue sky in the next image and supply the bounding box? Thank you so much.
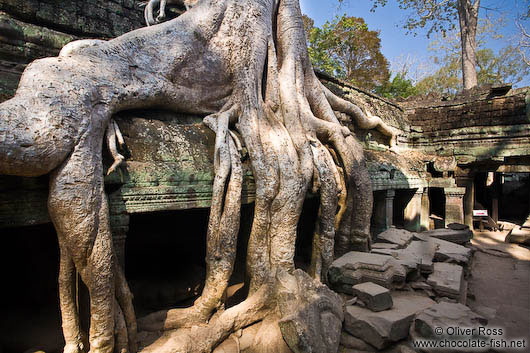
[299,0,530,86]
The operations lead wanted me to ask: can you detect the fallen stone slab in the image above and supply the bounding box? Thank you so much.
[372,243,399,250]
[352,282,393,312]
[422,228,473,245]
[397,240,437,274]
[411,302,488,352]
[371,240,436,274]
[505,226,530,246]
[427,263,464,299]
[410,280,432,291]
[344,292,435,349]
[377,228,415,248]
[370,247,395,256]
[328,252,407,294]
[447,223,469,231]
[414,233,472,265]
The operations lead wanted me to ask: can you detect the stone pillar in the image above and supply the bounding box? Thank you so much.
[457,176,475,230]
[372,189,395,235]
[445,187,466,226]
[404,189,422,232]
[492,173,502,224]
[421,188,430,231]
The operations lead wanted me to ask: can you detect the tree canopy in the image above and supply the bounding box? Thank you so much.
[369,0,481,89]
[414,19,530,94]
[304,14,390,91]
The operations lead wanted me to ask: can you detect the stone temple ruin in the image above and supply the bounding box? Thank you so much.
[0,0,529,352]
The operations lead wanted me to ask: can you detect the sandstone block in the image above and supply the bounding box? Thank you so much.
[372,243,399,250]
[328,252,407,294]
[411,302,488,352]
[352,282,393,312]
[397,240,437,273]
[423,227,473,245]
[415,233,472,265]
[427,263,464,299]
[344,292,435,349]
[377,228,415,248]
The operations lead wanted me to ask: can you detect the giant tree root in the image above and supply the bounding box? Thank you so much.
[140,0,382,348]
[0,0,394,351]
[139,270,343,353]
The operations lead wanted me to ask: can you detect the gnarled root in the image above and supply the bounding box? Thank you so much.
[321,83,398,148]
[141,270,343,353]
[138,104,244,332]
[140,0,379,349]
[308,140,338,283]
[106,119,126,176]
[140,281,273,352]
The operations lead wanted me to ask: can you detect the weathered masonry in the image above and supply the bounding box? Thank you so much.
[0,1,529,351]
[1,0,528,241]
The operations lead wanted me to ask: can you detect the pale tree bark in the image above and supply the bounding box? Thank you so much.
[0,0,397,352]
[457,0,480,89]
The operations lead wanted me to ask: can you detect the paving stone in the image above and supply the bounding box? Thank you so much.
[377,228,416,248]
[422,228,473,245]
[328,252,407,294]
[344,292,435,349]
[352,282,393,312]
[427,263,464,299]
[471,305,497,320]
[411,302,488,351]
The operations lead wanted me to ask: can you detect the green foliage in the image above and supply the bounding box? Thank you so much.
[304,14,390,91]
[376,72,419,99]
[369,0,462,38]
[415,21,530,94]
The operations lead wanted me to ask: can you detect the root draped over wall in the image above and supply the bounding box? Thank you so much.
[0,0,396,351]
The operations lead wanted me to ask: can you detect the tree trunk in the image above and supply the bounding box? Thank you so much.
[0,0,397,351]
[457,0,480,90]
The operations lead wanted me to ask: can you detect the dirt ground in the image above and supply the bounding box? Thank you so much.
[467,229,530,353]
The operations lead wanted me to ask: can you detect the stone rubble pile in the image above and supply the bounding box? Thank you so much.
[331,227,489,353]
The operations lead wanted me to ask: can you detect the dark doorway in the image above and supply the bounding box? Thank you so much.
[0,224,63,353]
[428,187,445,228]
